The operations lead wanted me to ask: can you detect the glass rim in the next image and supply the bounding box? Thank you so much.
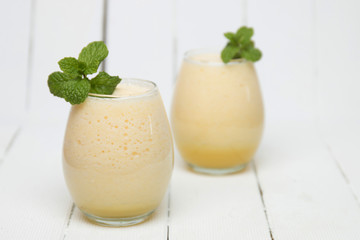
[184,48,248,66]
[88,78,158,100]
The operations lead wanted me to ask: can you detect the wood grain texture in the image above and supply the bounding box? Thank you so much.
[169,154,271,240]
[0,0,104,239]
[248,0,360,239]
[317,0,360,204]
[256,121,360,240]
[1,0,360,239]
[0,123,72,239]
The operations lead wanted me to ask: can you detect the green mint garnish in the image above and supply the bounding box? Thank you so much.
[48,72,91,104]
[48,41,121,105]
[221,26,262,63]
[90,72,121,95]
[78,42,109,75]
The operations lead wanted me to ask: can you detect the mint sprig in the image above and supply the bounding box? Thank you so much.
[90,72,121,95]
[48,41,121,105]
[221,26,262,63]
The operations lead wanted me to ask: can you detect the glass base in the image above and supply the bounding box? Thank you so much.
[82,210,154,227]
[187,162,248,175]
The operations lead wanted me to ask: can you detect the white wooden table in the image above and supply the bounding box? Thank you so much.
[1,0,360,239]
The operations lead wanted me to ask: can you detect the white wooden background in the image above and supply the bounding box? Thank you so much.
[1,0,360,239]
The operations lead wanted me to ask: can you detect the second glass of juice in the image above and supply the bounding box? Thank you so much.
[171,49,264,175]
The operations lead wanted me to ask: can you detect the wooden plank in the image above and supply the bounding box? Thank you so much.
[317,0,360,125]
[0,126,19,162]
[169,154,271,240]
[0,0,30,122]
[248,0,360,238]
[0,0,31,155]
[322,131,360,202]
[256,121,360,239]
[0,0,104,239]
[105,0,174,110]
[0,123,72,239]
[170,1,270,239]
[27,0,103,126]
[317,0,360,200]
[248,0,317,124]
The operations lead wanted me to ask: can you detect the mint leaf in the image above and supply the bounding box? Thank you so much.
[48,72,90,104]
[48,72,72,98]
[58,57,86,77]
[78,41,108,74]
[90,72,121,95]
[48,41,121,105]
[242,40,255,50]
[61,78,90,104]
[221,44,241,63]
[224,32,237,44]
[242,48,262,62]
[236,26,253,45]
[221,26,261,63]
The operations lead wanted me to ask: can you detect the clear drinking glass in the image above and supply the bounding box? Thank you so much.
[63,78,173,226]
[171,49,264,175]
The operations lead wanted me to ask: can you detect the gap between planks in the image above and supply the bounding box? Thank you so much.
[25,0,36,110]
[101,0,108,72]
[0,127,22,165]
[62,203,76,240]
[167,188,171,240]
[1,0,35,163]
[0,0,36,166]
[252,161,275,240]
[171,0,177,84]
[323,140,360,209]
[312,0,360,210]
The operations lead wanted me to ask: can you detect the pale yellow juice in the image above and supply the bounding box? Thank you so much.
[171,50,264,172]
[63,79,173,220]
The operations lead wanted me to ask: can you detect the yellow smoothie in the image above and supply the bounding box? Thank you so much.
[63,79,173,219]
[171,50,264,173]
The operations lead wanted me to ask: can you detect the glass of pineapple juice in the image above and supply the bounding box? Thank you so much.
[171,49,264,175]
[63,78,173,226]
